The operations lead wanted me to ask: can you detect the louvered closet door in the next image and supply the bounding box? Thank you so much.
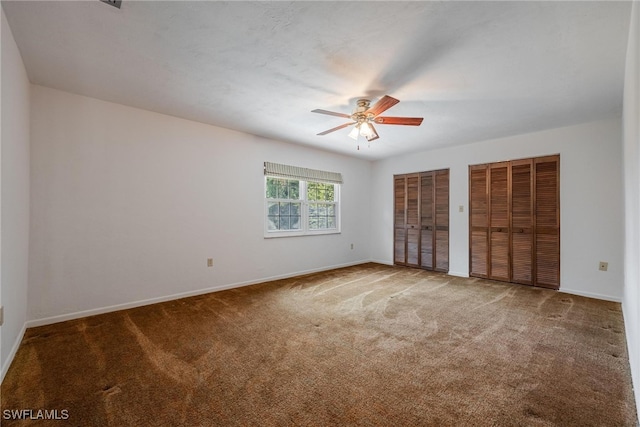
[394,174,421,267]
[419,169,449,272]
[469,155,559,289]
[394,176,406,264]
[420,173,434,269]
[534,156,560,289]
[511,159,533,285]
[435,170,450,272]
[396,170,449,271]
[406,174,421,267]
[489,163,510,281]
[469,165,489,278]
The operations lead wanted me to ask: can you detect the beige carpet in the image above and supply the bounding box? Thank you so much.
[2,263,637,426]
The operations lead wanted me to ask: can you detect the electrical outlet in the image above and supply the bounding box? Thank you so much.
[207,258,214,267]
[598,261,608,272]
[459,205,464,213]
[350,243,354,250]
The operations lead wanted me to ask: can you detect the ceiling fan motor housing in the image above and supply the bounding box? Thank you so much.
[353,99,374,123]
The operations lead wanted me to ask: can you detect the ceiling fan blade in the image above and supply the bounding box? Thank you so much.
[311,109,352,119]
[366,95,400,117]
[374,116,424,126]
[317,122,356,136]
[366,123,380,142]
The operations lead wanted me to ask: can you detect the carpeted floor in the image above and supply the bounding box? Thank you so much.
[2,263,637,426]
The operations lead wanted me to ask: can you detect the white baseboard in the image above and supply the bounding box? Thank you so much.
[559,288,621,303]
[1,323,27,384]
[26,259,372,328]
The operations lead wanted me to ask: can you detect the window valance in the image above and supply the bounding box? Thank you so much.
[264,162,343,184]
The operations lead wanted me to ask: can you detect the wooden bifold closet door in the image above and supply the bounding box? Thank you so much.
[394,169,449,272]
[469,155,559,289]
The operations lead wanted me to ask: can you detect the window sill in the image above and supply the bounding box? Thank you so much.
[264,230,341,239]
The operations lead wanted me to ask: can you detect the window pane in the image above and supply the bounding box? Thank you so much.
[308,202,334,230]
[266,178,281,199]
[266,179,300,200]
[307,182,317,201]
[277,181,289,199]
[326,185,335,201]
[291,203,301,216]
[280,202,291,216]
[279,216,290,230]
[267,216,279,230]
[307,182,335,201]
[268,202,279,216]
[318,217,327,229]
[291,215,301,230]
[289,181,300,199]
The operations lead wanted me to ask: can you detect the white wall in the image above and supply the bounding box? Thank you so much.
[28,85,371,323]
[371,118,624,301]
[622,0,640,417]
[1,9,30,381]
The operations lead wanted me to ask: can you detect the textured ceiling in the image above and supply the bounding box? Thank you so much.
[2,1,632,160]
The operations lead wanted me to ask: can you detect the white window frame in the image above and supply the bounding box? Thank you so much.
[264,176,341,238]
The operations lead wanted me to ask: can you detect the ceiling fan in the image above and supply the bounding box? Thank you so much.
[312,95,423,144]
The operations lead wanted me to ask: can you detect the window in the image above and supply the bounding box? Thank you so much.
[266,178,302,232]
[307,181,337,230]
[264,162,342,237]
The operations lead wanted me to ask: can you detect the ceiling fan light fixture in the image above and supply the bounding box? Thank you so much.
[348,125,360,140]
[359,122,374,138]
[366,124,379,142]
